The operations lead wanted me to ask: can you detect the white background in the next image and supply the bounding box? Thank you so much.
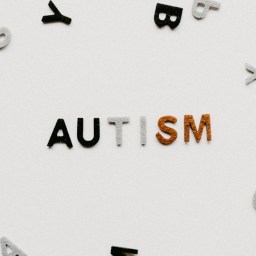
[1,0,256,256]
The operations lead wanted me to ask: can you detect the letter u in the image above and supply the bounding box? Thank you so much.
[77,118,100,147]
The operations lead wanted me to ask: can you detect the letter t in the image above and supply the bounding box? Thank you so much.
[108,117,130,146]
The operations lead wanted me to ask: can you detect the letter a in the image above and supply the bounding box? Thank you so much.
[0,237,27,256]
[47,119,73,148]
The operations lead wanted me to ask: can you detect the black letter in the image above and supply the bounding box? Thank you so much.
[154,3,183,29]
[47,119,73,148]
[42,1,72,25]
[111,247,138,256]
[77,118,100,148]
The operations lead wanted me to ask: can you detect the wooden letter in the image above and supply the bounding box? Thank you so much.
[184,114,211,143]
[156,116,178,145]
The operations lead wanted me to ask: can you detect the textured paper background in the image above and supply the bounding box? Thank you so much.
[1,0,256,256]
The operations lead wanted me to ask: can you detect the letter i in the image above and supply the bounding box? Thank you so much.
[140,116,146,146]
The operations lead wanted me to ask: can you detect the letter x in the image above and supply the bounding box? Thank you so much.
[42,1,72,25]
[245,63,256,85]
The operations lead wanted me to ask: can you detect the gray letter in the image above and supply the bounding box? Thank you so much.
[0,238,26,256]
[140,117,146,146]
[253,191,256,210]
[108,117,130,146]
[192,0,220,19]
[245,63,256,85]
[0,28,11,49]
